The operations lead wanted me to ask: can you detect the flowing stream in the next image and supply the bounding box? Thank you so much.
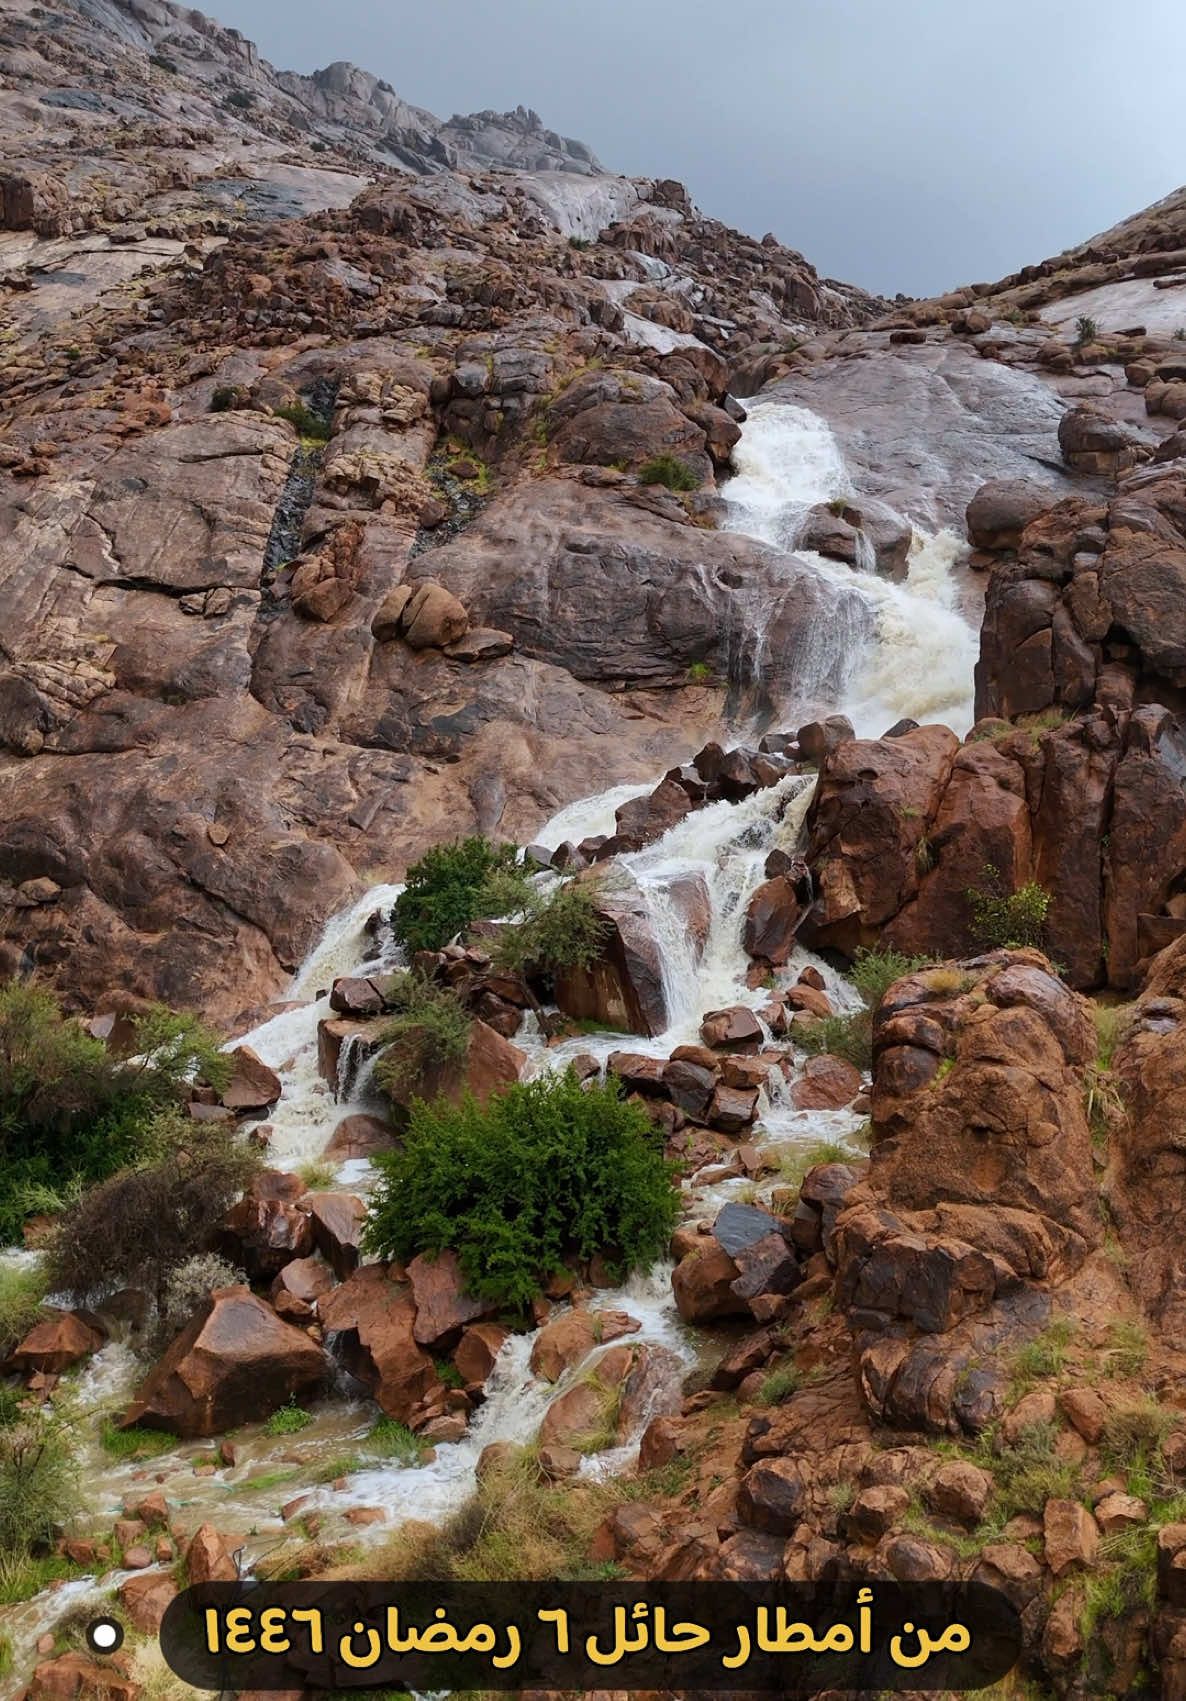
[2,398,979,1673]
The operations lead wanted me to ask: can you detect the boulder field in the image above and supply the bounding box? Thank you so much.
[11,2,1186,1698]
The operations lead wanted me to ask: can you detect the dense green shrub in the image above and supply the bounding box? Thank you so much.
[45,1112,258,1320]
[967,865,1050,951]
[392,837,526,953]
[493,878,611,977]
[364,1069,681,1308]
[273,401,330,441]
[637,454,699,492]
[0,986,229,1242]
[372,973,472,1105]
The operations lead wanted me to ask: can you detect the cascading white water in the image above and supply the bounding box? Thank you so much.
[722,397,977,736]
[6,390,968,1674]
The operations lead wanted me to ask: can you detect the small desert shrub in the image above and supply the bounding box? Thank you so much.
[223,87,254,110]
[393,837,526,953]
[0,986,229,1243]
[1075,315,1099,346]
[637,454,699,492]
[1100,1397,1175,1478]
[364,1069,680,1309]
[0,1266,49,1357]
[849,945,930,1007]
[273,401,329,441]
[265,1398,314,1437]
[160,1253,244,1338]
[365,1449,615,1583]
[492,878,611,977]
[296,1160,336,1193]
[757,1363,802,1406]
[966,865,1050,951]
[780,1137,853,1191]
[0,1406,75,1561]
[372,974,472,1105]
[148,52,177,72]
[793,1009,872,1072]
[986,1419,1075,1517]
[45,1111,258,1320]
[1105,1317,1149,1379]
[686,660,714,684]
[1008,1316,1077,1391]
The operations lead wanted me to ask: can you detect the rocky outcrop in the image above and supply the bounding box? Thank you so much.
[797,690,1186,990]
[121,1286,326,1437]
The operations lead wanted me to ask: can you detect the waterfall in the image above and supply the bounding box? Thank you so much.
[720,396,977,737]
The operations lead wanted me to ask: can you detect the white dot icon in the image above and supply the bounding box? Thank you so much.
[86,1619,123,1653]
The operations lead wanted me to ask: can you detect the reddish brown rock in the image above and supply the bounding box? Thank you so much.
[119,1569,178,1633]
[325,1113,395,1159]
[186,1522,237,1584]
[221,1045,282,1111]
[408,1249,498,1346]
[743,876,805,965]
[122,1287,325,1437]
[269,1256,336,1324]
[537,1342,640,1452]
[700,1005,763,1050]
[301,1191,366,1278]
[320,1264,438,1423]
[10,1310,104,1376]
[529,1308,642,1381]
[453,1322,509,1385]
[1044,1498,1100,1575]
[791,1054,863,1109]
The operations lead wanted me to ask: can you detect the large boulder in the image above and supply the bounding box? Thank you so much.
[320,1263,439,1422]
[966,479,1054,552]
[1057,405,1151,476]
[553,866,670,1036]
[121,1287,326,1437]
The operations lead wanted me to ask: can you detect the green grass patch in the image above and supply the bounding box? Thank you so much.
[100,1420,176,1460]
[638,454,699,491]
[264,1399,314,1437]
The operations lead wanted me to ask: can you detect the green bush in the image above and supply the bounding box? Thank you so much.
[793,1009,873,1072]
[372,974,472,1105]
[45,1112,258,1320]
[0,1267,48,1358]
[265,1398,314,1437]
[638,455,699,492]
[966,865,1050,951]
[273,401,330,441]
[224,88,254,110]
[364,1069,681,1309]
[0,986,229,1243]
[392,837,526,954]
[492,878,611,977]
[1075,314,1099,346]
[849,946,930,1008]
[0,1406,75,1561]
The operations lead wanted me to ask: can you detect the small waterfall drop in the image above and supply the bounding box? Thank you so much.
[721,396,976,736]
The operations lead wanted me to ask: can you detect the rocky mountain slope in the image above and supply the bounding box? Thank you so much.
[0,0,882,1024]
[12,4,1186,1700]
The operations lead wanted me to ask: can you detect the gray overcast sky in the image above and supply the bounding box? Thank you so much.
[223,0,1185,298]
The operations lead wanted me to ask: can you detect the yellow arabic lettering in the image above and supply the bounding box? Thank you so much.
[538,1607,570,1653]
[259,1607,290,1655]
[721,1624,752,1669]
[890,1622,935,1670]
[586,1603,650,1666]
[224,1608,256,1657]
[858,1587,873,1655]
[491,1623,522,1670]
[339,1621,382,1670]
[651,1607,710,1654]
[385,1607,416,1654]
[290,1607,323,1655]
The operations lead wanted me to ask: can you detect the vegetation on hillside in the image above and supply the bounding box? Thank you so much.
[0,986,229,1243]
[364,1068,680,1308]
